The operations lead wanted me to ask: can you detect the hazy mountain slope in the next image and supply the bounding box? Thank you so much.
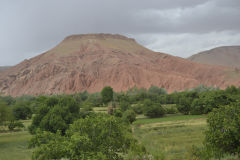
[189,46,240,68]
[0,34,239,96]
[0,66,10,72]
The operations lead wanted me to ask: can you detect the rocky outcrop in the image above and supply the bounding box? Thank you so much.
[0,34,239,96]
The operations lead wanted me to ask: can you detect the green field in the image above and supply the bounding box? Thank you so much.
[0,120,32,160]
[0,115,206,160]
[134,114,206,124]
[93,107,108,113]
[133,115,207,160]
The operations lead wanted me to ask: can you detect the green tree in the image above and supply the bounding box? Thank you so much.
[12,102,32,120]
[113,109,123,118]
[148,86,167,95]
[144,103,165,118]
[132,103,144,114]
[0,96,15,105]
[0,100,11,125]
[30,113,147,160]
[8,120,24,131]
[122,109,136,123]
[101,86,113,104]
[205,104,240,157]
[119,101,130,112]
[29,96,79,134]
[39,105,69,134]
[86,92,102,107]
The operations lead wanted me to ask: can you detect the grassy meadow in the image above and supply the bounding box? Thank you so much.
[133,114,207,160]
[0,120,32,160]
[0,113,207,160]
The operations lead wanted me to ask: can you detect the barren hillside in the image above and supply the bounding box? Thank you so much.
[189,46,240,68]
[0,34,239,96]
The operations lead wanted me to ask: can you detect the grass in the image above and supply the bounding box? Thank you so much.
[0,120,32,160]
[93,107,108,113]
[133,114,207,160]
[134,114,206,125]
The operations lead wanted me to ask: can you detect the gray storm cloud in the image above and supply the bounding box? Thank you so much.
[0,0,240,65]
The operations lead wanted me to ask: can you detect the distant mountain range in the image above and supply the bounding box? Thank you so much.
[0,34,239,96]
[189,46,240,68]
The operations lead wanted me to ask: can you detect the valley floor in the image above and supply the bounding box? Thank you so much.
[0,115,206,160]
[133,114,207,160]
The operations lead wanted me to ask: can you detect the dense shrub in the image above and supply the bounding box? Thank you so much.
[0,100,11,125]
[122,109,136,123]
[29,96,80,134]
[113,109,123,117]
[205,103,240,157]
[29,113,148,160]
[132,103,144,114]
[80,102,93,112]
[148,86,167,96]
[8,120,24,131]
[12,102,32,120]
[86,92,102,107]
[101,86,113,104]
[164,106,178,114]
[119,101,131,112]
[177,104,190,115]
[144,103,165,118]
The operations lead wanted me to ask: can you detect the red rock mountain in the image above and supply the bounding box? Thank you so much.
[0,34,240,96]
[189,46,240,68]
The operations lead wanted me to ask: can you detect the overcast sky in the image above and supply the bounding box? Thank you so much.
[0,0,240,66]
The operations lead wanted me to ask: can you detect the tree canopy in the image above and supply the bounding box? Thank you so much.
[29,113,148,160]
[101,86,113,104]
[205,103,240,156]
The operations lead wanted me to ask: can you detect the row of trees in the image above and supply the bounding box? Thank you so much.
[1,85,240,159]
[24,90,156,159]
[172,86,240,115]
[1,85,240,126]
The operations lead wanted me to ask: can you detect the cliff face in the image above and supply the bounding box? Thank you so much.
[0,34,239,96]
[189,46,240,68]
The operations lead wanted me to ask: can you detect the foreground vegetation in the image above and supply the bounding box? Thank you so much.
[0,120,32,160]
[0,114,207,160]
[133,115,206,160]
[0,85,240,159]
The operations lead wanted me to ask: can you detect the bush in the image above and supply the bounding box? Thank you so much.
[101,86,113,104]
[164,105,178,114]
[0,100,11,125]
[29,113,147,160]
[148,86,167,95]
[114,109,123,118]
[176,104,190,115]
[81,102,93,112]
[122,109,136,124]
[29,96,80,134]
[8,120,24,131]
[189,99,204,115]
[187,145,239,160]
[144,103,165,118]
[13,102,32,120]
[132,103,144,114]
[120,101,130,112]
[205,104,240,157]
